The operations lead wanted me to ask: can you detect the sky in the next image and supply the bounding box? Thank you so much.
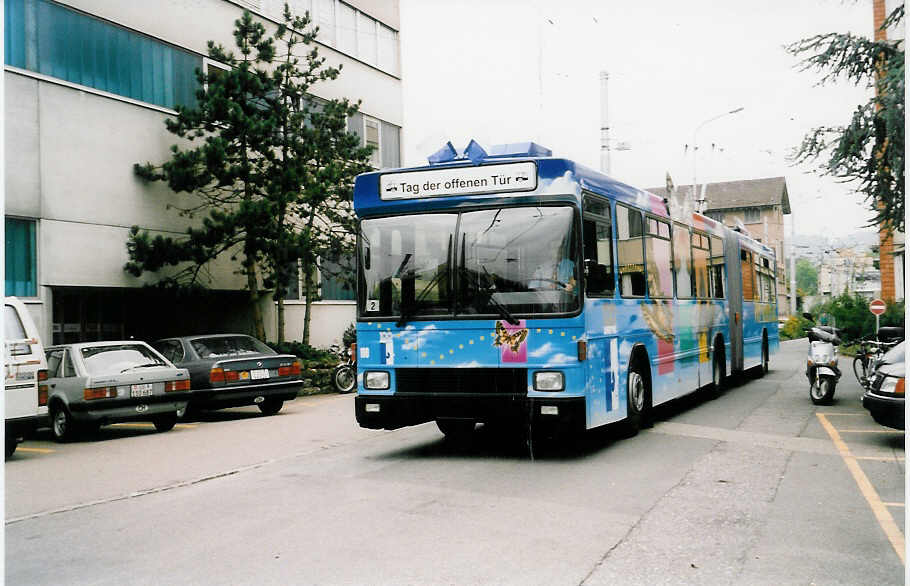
[398,0,883,239]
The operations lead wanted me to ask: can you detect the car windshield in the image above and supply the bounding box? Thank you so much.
[881,341,905,365]
[358,205,579,320]
[191,336,275,359]
[80,344,168,376]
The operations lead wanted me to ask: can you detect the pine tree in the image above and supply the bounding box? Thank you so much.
[127,5,371,342]
[787,4,904,232]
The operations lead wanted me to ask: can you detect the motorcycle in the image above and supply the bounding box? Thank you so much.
[331,343,357,393]
[803,313,842,405]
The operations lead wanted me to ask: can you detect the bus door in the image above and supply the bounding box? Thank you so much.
[725,237,745,372]
[582,198,617,426]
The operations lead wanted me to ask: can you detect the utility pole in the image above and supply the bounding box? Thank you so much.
[790,215,797,316]
[600,71,611,175]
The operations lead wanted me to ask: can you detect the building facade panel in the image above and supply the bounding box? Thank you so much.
[5,75,42,217]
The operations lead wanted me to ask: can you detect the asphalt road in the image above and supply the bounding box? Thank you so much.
[5,340,905,585]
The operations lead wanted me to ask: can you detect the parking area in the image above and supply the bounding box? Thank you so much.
[817,410,905,558]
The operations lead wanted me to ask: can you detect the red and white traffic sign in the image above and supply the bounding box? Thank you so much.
[869,298,887,315]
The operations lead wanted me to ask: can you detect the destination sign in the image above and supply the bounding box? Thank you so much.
[379,162,537,200]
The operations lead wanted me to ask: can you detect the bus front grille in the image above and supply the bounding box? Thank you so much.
[395,368,527,395]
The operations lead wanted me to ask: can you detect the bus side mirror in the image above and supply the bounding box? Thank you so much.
[802,312,813,321]
[364,247,371,270]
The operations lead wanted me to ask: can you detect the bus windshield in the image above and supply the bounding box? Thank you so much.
[359,205,579,321]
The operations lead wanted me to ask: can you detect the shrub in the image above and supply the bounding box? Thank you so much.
[780,315,813,340]
[342,323,357,348]
[809,293,904,343]
[266,341,335,364]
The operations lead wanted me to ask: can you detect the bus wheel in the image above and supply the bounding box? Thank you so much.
[760,339,769,376]
[707,346,725,399]
[620,366,647,437]
[436,418,476,440]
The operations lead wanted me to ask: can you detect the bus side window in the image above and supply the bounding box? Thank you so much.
[673,223,693,298]
[583,214,614,296]
[692,232,709,299]
[645,217,673,298]
[741,249,754,301]
[710,236,725,299]
[616,205,646,297]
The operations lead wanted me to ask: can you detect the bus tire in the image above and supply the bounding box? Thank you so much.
[620,361,648,437]
[760,335,769,376]
[707,341,726,398]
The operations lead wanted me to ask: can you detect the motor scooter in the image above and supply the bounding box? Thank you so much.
[803,313,842,405]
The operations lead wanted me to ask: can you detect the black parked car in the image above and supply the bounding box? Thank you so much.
[152,334,302,416]
[862,341,905,430]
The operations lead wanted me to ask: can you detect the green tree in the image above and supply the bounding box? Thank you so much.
[126,6,371,342]
[811,292,904,342]
[795,257,819,295]
[787,5,904,232]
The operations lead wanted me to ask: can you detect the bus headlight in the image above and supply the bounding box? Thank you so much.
[364,371,390,390]
[534,371,564,391]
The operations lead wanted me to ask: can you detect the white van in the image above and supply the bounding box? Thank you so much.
[4,297,48,457]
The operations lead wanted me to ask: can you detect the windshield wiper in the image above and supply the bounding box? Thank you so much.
[120,362,165,373]
[480,265,519,325]
[395,237,452,328]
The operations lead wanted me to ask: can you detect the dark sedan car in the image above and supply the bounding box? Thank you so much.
[863,341,905,430]
[152,334,302,416]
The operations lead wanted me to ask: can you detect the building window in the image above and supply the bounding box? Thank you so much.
[320,255,355,300]
[364,116,381,168]
[316,0,335,46]
[705,211,724,223]
[357,11,377,65]
[336,2,357,55]
[5,217,37,297]
[744,207,760,223]
[4,0,202,110]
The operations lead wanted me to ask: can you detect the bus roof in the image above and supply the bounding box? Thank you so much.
[353,142,773,259]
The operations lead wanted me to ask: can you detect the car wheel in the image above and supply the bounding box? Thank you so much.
[153,412,178,432]
[51,404,75,443]
[5,435,18,458]
[436,418,476,439]
[258,398,284,416]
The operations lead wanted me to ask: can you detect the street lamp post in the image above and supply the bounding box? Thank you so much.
[691,106,744,212]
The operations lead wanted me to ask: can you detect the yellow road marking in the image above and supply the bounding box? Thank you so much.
[883,502,906,508]
[817,413,905,565]
[837,429,906,434]
[817,412,871,416]
[854,455,904,462]
[16,447,55,454]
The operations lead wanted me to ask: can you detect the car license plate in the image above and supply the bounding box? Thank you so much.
[250,368,269,380]
[130,383,154,397]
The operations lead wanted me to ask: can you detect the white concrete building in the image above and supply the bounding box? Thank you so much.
[5,0,402,348]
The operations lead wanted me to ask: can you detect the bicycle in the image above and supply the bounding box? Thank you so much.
[852,337,901,390]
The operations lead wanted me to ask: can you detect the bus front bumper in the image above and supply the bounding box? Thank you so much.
[355,394,586,434]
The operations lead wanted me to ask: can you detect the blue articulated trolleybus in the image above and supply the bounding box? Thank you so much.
[353,141,779,438]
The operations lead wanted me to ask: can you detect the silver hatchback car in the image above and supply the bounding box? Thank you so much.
[44,341,192,441]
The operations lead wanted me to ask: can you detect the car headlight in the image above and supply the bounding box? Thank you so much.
[363,371,390,390]
[534,371,564,391]
[879,377,904,395]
